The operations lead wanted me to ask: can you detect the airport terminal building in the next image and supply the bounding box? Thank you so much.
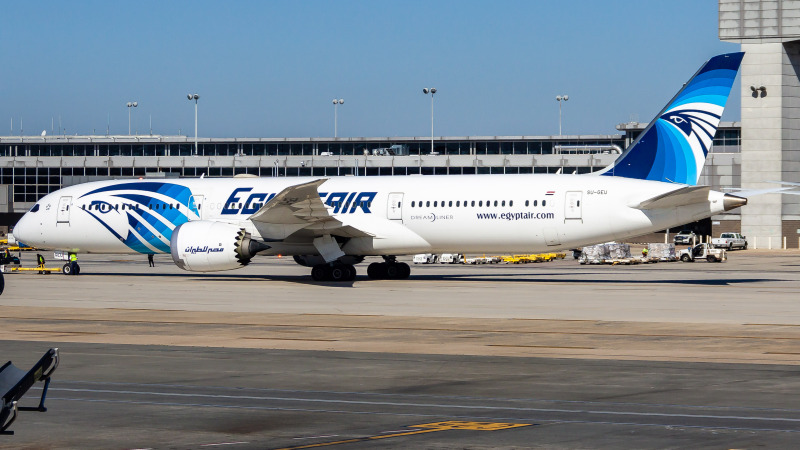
[0,124,742,221]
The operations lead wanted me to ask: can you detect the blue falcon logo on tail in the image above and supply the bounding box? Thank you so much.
[600,52,744,185]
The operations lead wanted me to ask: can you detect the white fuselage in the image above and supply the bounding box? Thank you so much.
[13,174,730,256]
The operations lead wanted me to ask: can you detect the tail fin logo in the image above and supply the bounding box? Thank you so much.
[662,106,720,156]
[599,52,743,185]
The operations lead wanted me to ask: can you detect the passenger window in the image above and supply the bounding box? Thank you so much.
[471,201,475,207]
[411,201,415,207]
[542,200,547,207]
[448,201,452,207]
[456,201,460,207]
[534,200,538,207]
[479,201,483,207]
[426,201,430,207]
[434,201,438,207]
[510,200,513,207]
[501,200,505,207]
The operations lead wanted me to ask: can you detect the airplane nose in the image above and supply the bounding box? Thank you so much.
[12,212,34,246]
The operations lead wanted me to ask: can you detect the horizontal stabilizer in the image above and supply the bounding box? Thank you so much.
[631,185,711,210]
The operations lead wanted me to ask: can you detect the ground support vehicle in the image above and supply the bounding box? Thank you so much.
[679,243,727,262]
[413,254,437,264]
[439,253,464,264]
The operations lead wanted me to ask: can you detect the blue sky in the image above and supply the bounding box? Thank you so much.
[0,0,739,138]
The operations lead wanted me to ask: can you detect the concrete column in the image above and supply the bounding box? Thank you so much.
[782,41,800,232]
[740,43,787,242]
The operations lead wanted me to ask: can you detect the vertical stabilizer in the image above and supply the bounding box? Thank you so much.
[599,52,744,185]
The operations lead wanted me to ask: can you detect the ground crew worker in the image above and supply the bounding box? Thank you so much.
[148,253,154,267]
[642,248,649,258]
[69,253,78,275]
[37,253,45,274]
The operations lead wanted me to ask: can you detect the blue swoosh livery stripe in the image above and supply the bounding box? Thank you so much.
[79,181,196,254]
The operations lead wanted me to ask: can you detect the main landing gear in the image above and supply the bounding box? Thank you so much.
[367,256,410,280]
[310,263,357,282]
[309,256,411,282]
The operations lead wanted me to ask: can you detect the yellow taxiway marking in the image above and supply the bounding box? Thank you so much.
[272,421,532,449]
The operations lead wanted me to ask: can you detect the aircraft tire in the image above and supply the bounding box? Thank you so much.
[344,264,357,281]
[311,264,329,281]
[329,265,347,282]
[62,263,72,275]
[385,263,400,279]
[397,262,411,279]
[367,262,386,279]
[75,263,80,275]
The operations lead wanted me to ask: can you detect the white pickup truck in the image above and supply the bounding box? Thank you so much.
[711,232,748,250]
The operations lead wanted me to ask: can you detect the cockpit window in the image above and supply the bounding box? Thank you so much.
[30,204,40,213]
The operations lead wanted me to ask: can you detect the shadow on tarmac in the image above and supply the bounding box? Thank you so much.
[74,271,779,287]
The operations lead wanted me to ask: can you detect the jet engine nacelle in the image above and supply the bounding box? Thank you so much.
[170,221,269,272]
[292,254,364,267]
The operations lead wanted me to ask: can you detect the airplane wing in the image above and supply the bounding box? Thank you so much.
[249,178,331,225]
[247,178,373,238]
[727,187,795,197]
[753,181,800,196]
[631,185,711,210]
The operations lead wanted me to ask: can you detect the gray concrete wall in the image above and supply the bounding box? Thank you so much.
[720,0,800,43]
[740,42,786,241]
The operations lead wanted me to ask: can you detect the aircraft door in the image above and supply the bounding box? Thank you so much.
[565,191,582,221]
[387,192,404,221]
[190,195,204,220]
[56,196,72,224]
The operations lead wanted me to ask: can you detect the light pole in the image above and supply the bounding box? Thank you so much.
[126,101,138,135]
[187,93,200,155]
[556,95,568,136]
[422,87,436,154]
[332,98,344,138]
